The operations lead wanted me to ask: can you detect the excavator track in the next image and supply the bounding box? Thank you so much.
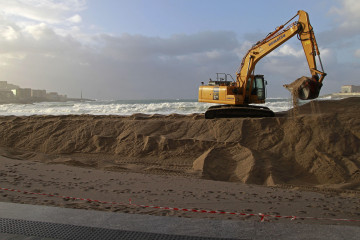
[205,105,275,119]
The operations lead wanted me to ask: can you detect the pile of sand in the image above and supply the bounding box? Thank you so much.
[0,97,359,190]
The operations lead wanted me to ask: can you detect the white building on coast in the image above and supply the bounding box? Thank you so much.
[328,85,360,98]
[341,85,360,93]
[0,80,68,102]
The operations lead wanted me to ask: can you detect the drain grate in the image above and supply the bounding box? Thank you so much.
[0,218,238,240]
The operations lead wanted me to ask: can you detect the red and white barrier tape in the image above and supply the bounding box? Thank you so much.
[1,187,360,223]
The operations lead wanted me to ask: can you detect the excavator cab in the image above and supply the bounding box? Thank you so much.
[246,75,266,103]
[253,75,266,101]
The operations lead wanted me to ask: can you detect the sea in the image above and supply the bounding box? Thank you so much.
[0,97,333,116]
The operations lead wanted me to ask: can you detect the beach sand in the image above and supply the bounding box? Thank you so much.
[0,97,359,225]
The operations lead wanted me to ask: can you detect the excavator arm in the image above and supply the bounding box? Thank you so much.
[237,10,326,100]
[298,11,326,84]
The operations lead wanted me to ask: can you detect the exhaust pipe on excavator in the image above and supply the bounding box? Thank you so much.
[283,76,323,100]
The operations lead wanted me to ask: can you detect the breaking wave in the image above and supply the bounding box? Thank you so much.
[0,98,293,116]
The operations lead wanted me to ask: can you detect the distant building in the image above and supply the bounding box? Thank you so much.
[46,92,60,101]
[0,81,19,90]
[0,89,15,101]
[0,80,70,103]
[341,85,360,93]
[31,89,47,98]
[59,94,67,101]
[12,88,32,99]
[0,81,7,89]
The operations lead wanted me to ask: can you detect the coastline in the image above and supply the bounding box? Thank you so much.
[0,97,94,104]
[320,92,360,99]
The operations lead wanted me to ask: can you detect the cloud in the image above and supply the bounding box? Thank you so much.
[24,23,55,40]
[321,0,360,46]
[100,31,238,59]
[268,45,303,58]
[67,14,82,24]
[0,25,19,40]
[329,0,360,30]
[0,0,86,24]
[355,49,360,58]
[0,23,241,99]
[0,16,353,100]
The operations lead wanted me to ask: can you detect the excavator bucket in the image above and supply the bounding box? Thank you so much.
[283,76,322,100]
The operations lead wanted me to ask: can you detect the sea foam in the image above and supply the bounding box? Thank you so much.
[0,98,293,116]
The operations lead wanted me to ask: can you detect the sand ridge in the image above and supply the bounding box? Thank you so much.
[0,97,359,190]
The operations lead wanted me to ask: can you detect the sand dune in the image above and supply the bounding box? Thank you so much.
[0,97,359,190]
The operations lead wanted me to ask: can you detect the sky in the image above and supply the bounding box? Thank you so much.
[0,0,359,100]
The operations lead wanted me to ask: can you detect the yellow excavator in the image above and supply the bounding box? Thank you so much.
[198,10,326,118]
